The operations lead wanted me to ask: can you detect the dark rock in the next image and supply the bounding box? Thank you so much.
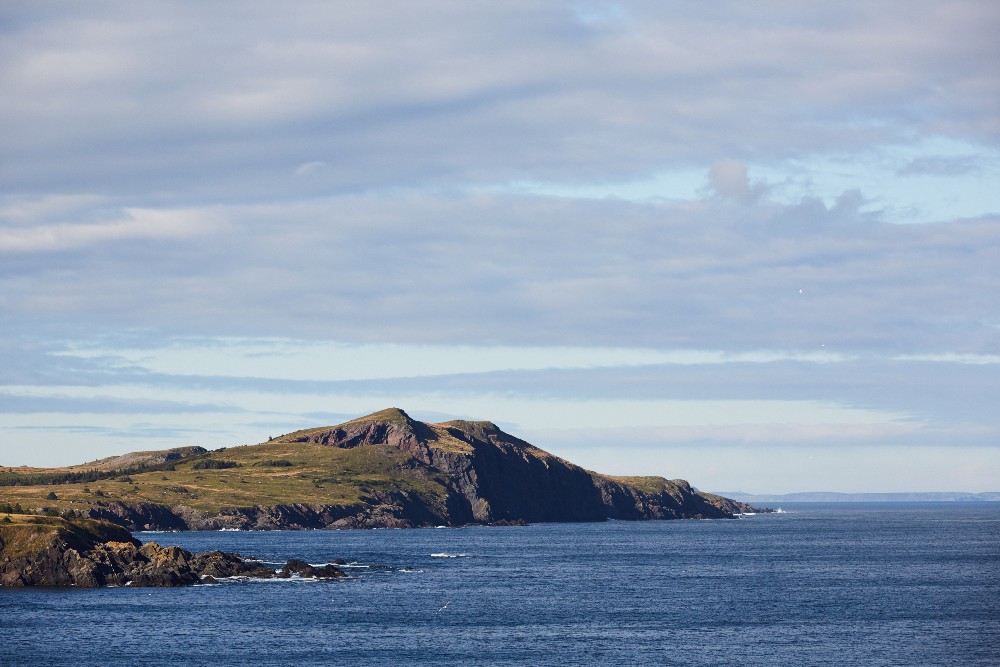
[279,558,346,579]
[0,516,307,587]
[84,501,189,531]
[282,410,740,526]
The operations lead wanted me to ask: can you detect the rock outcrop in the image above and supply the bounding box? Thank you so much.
[77,446,209,472]
[0,515,346,587]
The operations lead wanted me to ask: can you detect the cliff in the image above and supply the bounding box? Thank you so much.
[0,408,766,530]
[284,409,747,523]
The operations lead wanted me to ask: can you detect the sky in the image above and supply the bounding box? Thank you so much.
[1,1,998,493]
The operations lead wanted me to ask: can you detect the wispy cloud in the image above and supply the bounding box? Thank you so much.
[0,206,225,253]
[2,2,998,198]
[5,192,996,353]
[897,154,984,177]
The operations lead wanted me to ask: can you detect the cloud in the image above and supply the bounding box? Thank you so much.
[897,154,984,176]
[13,338,998,444]
[0,194,108,225]
[1,191,997,355]
[0,391,240,415]
[709,159,750,198]
[0,205,224,253]
[707,159,769,203]
[524,422,930,450]
[293,161,332,178]
[1,2,997,201]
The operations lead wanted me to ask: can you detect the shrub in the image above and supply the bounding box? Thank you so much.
[192,459,240,470]
[253,459,294,467]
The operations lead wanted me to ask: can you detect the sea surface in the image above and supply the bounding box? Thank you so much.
[3,503,998,666]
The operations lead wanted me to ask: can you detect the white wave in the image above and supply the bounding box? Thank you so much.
[216,575,354,584]
[430,553,471,558]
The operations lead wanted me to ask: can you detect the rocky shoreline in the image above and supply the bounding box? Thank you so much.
[0,514,347,587]
[73,492,765,533]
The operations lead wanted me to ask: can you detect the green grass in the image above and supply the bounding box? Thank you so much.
[0,514,134,559]
[0,440,453,515]
[601,475,677,494]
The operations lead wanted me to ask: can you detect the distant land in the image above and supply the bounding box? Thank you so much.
[0,408,763,531]
[713,491,1000,503]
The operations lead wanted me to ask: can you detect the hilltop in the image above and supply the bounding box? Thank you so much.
[0,408,761,530]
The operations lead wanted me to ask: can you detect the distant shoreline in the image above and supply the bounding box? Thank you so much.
[710,491,1000,503]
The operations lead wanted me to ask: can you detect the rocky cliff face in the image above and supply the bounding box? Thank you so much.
[281,408,743,525]
[0,515,345,587]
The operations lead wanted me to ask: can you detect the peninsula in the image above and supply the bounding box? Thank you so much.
[1,408,762,532]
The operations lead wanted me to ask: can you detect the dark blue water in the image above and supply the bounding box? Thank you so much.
[3,503,998,666]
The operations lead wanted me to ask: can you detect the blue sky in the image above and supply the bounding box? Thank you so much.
[1,1,998,492]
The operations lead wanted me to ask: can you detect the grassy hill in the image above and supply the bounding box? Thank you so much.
[0,408,759,529]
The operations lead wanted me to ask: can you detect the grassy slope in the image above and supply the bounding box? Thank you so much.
[601,475,686,493]
[0,439,452,516]
[0,514,134,559]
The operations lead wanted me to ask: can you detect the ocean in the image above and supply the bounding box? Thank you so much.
[3,503,998,666]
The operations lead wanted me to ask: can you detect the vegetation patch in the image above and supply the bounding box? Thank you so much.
[252,459,294,467]
[0,450,206,487]
[192,459,240,470]
[0,514,135,560]
[604,475,672,494]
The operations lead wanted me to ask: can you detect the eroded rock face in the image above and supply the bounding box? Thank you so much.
[85,501,189,531]
[0,516,346,587]
[308,412,740,524]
